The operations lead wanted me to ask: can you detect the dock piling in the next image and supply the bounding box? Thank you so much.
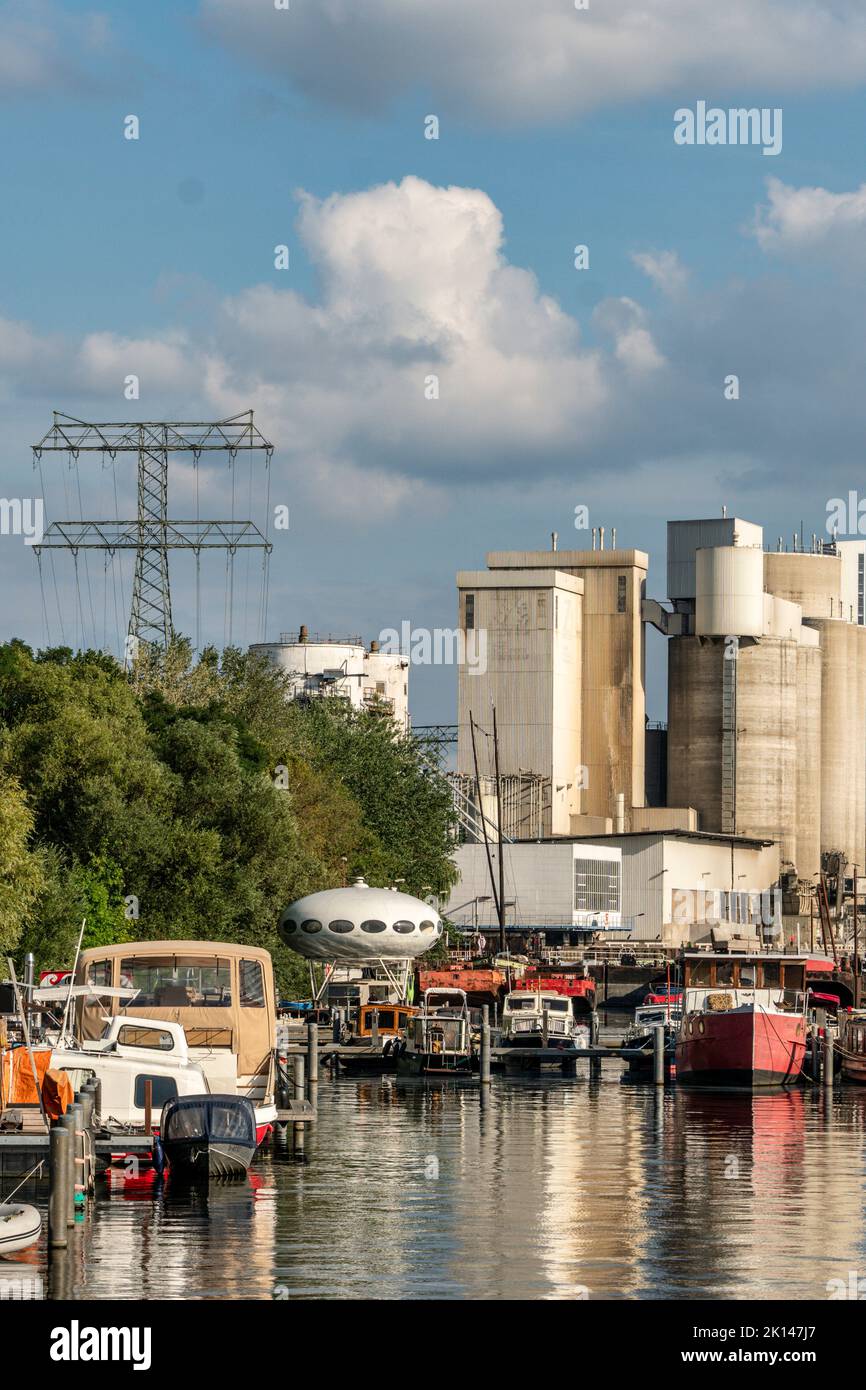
[542,1009,549,1047]
[306,1022,319,1109]
[371,1010,379,1052]
[48,1125,70,1249]
[293,1052,306,1105]
[653,1026,665,1086]
[824,1033,834,1092]
[480,1005,491,1086]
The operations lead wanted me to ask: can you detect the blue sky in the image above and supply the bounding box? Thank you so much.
[3,0,866,722]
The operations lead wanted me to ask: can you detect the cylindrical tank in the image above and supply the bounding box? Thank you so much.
[807,619,866,868]
[795,639,822,880]
[695,546,764,638]
[668,635,799,866]
[764,553,842,619]
[667,637,723,826]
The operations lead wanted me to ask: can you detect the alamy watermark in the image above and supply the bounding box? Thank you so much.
[378,621,487,674]
[0,497,44,545]
[674,102,782,157]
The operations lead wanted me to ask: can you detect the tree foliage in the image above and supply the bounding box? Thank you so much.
[0,639,456,994]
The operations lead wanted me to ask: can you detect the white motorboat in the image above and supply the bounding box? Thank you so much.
[500,990,589,1049]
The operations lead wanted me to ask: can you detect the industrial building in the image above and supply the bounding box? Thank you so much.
[444,830,782,946]
[250,626,410,730]
[453,513,866,944]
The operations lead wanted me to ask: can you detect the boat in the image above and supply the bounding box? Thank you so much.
[339,1002,418,1074]
[623,1001,682,1077]
[513,965,596,1017]
[676,951,809,1088]
[161,1094,258,1179]
[500,989,590,1050]
[0,1203,41,1255]
[50,1015,212,1129]
[73,942,279,1143]
[416,966,506,1010]
[397,988,476,1077]
[838,1010,866,1082]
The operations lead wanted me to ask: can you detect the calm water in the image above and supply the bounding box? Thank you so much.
[9,1058,866,1301]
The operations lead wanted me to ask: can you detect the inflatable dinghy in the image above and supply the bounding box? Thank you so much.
[0,1203,41,1255]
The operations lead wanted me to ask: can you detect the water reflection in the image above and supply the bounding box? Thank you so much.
[9,1071,866,1300]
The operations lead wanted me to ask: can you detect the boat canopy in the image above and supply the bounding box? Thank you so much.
[74,942,276,1079]
[162,1094,256,1146]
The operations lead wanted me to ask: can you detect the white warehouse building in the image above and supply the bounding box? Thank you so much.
[443,830,782,947]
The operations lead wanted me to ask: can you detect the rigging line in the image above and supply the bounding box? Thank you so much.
[195,548,201,654]
[74,455,97,648]
[73,551,84,654]
[36,551,51,649]
[228,547,235,647]
[48,549,65,645]
[111,550,121,663]
[262,450,272,641]
[111,457,128,636]
[242,452,253,648]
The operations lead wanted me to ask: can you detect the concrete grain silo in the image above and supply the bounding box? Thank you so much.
[795,636,822,881]
[805,619,866,869]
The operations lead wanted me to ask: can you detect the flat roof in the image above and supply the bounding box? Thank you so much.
[514,830,776,850]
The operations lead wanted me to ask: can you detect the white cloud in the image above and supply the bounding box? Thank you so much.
[199,0,866,122]
[632,250,690,297]
[754,176,866,253]
[0,0,112,97]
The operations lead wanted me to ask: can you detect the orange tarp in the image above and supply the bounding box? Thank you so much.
[1,1047,74,1119]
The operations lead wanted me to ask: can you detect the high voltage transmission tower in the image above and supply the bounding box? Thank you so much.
[31,411,274,662]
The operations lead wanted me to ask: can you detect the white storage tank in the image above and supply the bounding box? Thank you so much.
[695,546,764,638]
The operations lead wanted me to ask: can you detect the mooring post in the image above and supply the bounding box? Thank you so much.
[307,1021,319,1109]
[332,1008,341,1044]
[67,1102,84,1212]
[143,1079,153,1137]
[78,1088,95,1195]
[824,1032,834,1092]
[60,1109,77,1225]
[371,1009,379,1052]
[653,1025,665,1086]
[480,1004,491,1086]
[542,1008,549,1047]
[293,1052,305,1105]
[811,1027,820,1083]
[49,1125,70,1249]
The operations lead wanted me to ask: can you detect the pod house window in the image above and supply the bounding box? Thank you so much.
[239,959,265,1008]
[360,920,387,934]
[328,920,355,934]
[392,920,416,934]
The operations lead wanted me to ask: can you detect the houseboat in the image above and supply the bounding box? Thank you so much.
[397,988,476,1077]
[73,942,278,1143]
[500,989,590,1050]
[676,951,809,1088]
[838,1010,866,1083]
[339,1002,418,1074]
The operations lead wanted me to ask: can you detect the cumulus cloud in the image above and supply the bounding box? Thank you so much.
[632,250,690,297]
[6,173,866,530]
[0,0,112,98]
[754,176,866,253]
[199,0,866,123]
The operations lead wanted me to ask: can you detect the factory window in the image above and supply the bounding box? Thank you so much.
[573,858,620,913]
[360,919,387,933]
[301,919,323,934]
[328,920,355,934]
[465,594,475,630]
[392,920,416,934]
[859,554,864,625]
[240,960,265,1008]
[617,575,627,613]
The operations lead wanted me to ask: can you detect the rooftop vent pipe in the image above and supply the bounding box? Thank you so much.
[299,624,309,643]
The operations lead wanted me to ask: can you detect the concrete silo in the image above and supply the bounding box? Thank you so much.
[805,619,866,869]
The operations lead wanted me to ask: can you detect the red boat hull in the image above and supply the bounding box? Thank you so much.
[676,1008,807,1087]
